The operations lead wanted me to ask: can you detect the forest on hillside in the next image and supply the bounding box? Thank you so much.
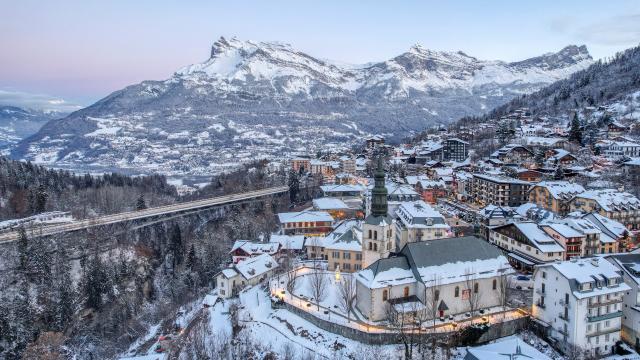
[0,159,290,359]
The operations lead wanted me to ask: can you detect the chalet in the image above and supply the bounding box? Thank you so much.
[477,205,516,240]
[490,144,534,164]
[415,142,444,164]
[582,212,630,252]
[277,210,334,236]
[524,136,567,148]
[528,181,585,215]
[366,135,385,150]
[270,234,306,255]
[312,197,354,220]
[540,223,585,260]
[216,254,279,298]
[546,148,577,166]
[623,158,640,185]
[230,240,280,264]
[489,222,564,271]
[415,179,447,204]
[515,168,543,182]
[608,121,628,138]
[570,189,640,231]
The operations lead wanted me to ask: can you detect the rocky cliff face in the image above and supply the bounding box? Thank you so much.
[13,37,593,176]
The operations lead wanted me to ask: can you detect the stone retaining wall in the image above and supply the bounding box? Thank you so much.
[281,302,529,346]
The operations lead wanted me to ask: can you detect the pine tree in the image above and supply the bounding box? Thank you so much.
[569,113,583,145]
[82,253,110,310]
[554,166,565,180]
[186,244,197,271]
[168,224,183,270]
[17,227,29,273]
[10,278,34,358]
[287,169,300,204]
[52,246,75,332]
[534,149,546,167]
[136,194,147,210]
[34,184,48,214]
[30,238,52,285]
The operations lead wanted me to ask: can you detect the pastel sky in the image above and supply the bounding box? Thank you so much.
[1,0,639,106]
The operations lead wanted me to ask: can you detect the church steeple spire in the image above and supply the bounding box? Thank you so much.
[371,156,388,217]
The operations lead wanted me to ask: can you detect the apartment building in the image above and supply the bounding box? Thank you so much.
[325,221,363,272]
[532,258,629,356]
[394,200,451,249]
[606,254,640,348]
[529,181,585,215]
[442,138,469,162]
[471,174,531,207]
[570,189,640,231]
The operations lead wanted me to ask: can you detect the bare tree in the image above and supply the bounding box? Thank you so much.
[281,241,299,299]
[497,270,509,320]
[338,273,357,322]
[228,299,241,337]
[309,266,328,311]
[463,268,481,322]
[385,302,415,360]
[423,275,442,359]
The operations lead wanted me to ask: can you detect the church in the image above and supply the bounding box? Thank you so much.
[355,159,514,322]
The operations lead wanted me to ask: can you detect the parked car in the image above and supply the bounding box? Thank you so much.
[509,274,533,290]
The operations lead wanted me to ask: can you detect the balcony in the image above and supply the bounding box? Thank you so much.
[587,311,623,323]
[559,299,570,308]
[588,298,623,308]
[559,313,569,321]
[535,288,545,296]
[536,301,546,309]
[557,327,568,336]
[586,327,620,338]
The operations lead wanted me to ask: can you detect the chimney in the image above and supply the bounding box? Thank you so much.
[590,258,599,267]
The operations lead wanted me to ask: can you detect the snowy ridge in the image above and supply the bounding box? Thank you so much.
[173,36,593,97]
[12,37,594,175]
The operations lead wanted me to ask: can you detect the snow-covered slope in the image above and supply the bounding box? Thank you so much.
[12,37,593,175]
[0,106,66,148]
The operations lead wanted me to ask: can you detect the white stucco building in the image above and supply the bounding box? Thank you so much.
[393,200,451,249]
[606,253,640,349]
[532,258,629,356]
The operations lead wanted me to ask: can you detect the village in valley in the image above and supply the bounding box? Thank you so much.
[181,105,640,360]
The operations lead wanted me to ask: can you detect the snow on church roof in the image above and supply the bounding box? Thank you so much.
[357,236,513,289]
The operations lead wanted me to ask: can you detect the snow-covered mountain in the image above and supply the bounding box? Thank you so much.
[13,37,593,175]
[0,106,68,148]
